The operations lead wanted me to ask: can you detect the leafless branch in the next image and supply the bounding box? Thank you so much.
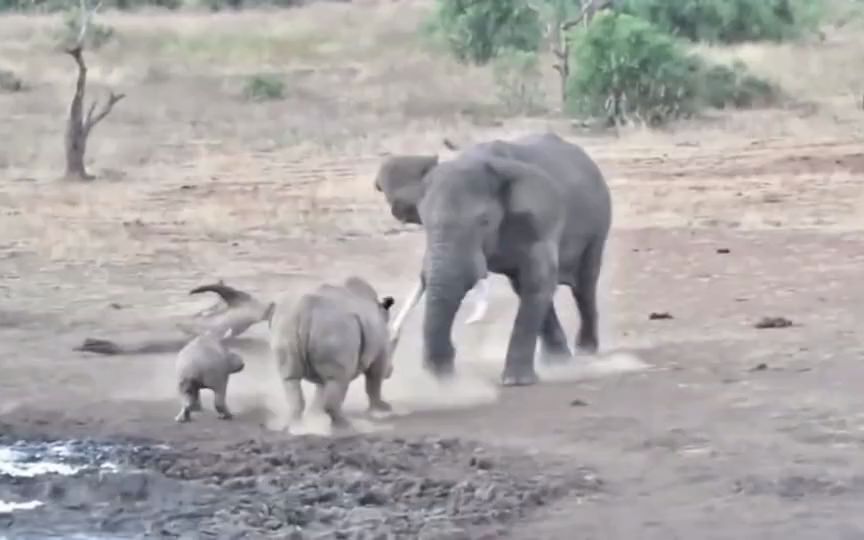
[84,91,125,134]
[561,0,615,32]
[61,0,121,180]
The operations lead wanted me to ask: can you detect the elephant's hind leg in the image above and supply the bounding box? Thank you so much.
[571,238,605,355]
[540,303,574,364]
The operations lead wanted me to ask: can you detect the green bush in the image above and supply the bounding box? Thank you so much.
[616,0,825,43]
[697,60,780,109]
[491,47,546,115]
[566,12,702,125]
[565,11,779,126]
[428,0,544,65]
[59,8,116,50]
[243,74,285,101]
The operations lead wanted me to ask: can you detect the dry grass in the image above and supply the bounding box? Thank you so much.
[0,0,862,267]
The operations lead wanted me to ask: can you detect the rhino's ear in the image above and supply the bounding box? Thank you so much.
[380,296,395,311]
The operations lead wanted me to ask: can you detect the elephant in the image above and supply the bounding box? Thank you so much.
[174,331,246,423]
[269,276,396,432]
[374,132,612,386]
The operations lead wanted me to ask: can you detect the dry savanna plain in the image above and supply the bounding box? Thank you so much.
[1,1,864,538]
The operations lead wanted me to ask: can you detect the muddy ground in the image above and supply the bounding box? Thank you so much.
[2,135,864,538]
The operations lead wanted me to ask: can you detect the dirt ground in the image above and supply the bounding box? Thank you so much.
[2,3,864,538]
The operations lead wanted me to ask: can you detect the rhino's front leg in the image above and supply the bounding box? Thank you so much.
[175,380,199,423]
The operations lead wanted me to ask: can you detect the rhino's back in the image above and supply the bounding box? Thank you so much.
[293,290,365,383]
[176,334,229,388]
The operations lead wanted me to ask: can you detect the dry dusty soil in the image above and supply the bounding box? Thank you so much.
[1,133,864,539]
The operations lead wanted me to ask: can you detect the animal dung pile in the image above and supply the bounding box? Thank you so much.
[1,435,602,538]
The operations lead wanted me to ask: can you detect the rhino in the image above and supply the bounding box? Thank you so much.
[269,276,395,432]
[174,330,246,423]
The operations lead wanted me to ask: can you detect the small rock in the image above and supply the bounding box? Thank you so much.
[754,316,793,329]
[469,456,493,470]
[648,312,673,320]
[285,528,306,540]
[569,399,588,407]
[417,524,471,540]
[749,363,768,372]
[716,248,730,254]
[346,506,386,525]
[357,488,388,506]
[0,69,23,92]
[474,484,498,503]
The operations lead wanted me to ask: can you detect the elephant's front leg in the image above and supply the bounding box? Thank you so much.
[507,276,571,366]
[501,258,557,386]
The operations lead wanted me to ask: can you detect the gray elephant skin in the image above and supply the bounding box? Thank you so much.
[269,276,395,432]
[374,132,612,386]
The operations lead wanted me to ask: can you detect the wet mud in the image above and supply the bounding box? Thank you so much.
[0,434,602,539]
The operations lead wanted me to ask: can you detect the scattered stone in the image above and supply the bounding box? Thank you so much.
[569,399,588,407]
[0,69,23,92]
[749,363,768,372]
[716,248,731,254]
[649,312,673,320]
[754,316,793,329]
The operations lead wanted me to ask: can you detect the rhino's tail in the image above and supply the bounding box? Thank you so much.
[189,282,253,306]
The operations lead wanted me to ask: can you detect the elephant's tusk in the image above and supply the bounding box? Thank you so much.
[388,278,425,344]
[464,278,490,325]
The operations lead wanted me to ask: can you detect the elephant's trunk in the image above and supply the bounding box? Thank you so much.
[421,233,483,378]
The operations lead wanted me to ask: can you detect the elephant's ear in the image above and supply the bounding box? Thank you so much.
[375,154,439,191]
[482,157,565,233]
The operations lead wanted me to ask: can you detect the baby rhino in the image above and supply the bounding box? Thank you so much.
[174,331,245,423]
[270,276,395,432]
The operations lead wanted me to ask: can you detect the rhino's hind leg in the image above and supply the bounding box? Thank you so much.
[364,367,392,414]
[212,381,233,420]
[318,380,352,432]
[175,380,200,423]
[282,379,305,426]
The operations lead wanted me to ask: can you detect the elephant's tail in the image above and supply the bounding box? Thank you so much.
[189,281,253,307]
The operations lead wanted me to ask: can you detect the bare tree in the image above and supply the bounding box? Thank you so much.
[552,0,615,109]
[63,0,125,180]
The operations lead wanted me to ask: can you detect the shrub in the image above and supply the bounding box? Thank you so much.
[565,12,781,126]
[566,12,702,125]
[697,60,781,109]
[59,9,116,49]
[616,0,825,44]
[243,74,285,101]
[491,47,546,115]
[428,0,544,65]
